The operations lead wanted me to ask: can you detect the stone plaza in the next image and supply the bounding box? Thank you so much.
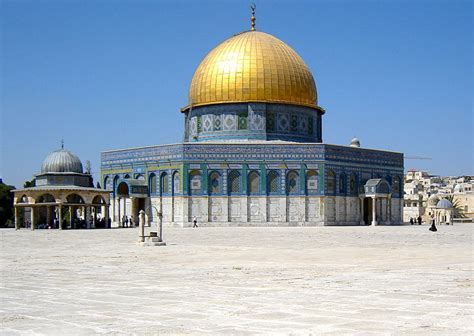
[1,224,472,335]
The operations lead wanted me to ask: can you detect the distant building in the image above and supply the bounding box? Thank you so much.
[403,170,474,222]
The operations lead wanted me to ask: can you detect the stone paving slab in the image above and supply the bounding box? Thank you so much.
[0,225,473,335]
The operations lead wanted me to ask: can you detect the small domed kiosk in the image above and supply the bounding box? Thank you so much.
[13,144,110,230]
[435,198,453,225]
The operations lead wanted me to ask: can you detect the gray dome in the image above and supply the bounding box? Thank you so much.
[436,199,453,209]
[428,195,440,206]
[41,149,83,173]
[350,137,361,147]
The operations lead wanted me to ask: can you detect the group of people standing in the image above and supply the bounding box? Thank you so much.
[409,216,423,225]
[121,215,134,228]
[409,215,438,232]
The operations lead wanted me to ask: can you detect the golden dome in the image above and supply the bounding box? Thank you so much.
[187,31,318,109]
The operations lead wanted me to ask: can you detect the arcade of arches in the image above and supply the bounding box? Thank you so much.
[13,189,110,230]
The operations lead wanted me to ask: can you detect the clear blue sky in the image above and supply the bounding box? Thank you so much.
[1,0,472,188]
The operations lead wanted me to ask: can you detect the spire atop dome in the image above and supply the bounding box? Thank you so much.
[61,139,64,149]
[250,3,256,31]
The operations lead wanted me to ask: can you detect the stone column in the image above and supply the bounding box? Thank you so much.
[69,206,73,229]
[46,206,51,228]
[14,207,19,230]
[92,207,96,228]
[31,207,36,231]
[117,197,121,227]
[85,206,91,228]
[105,205,109,228]
[58,205,63,230]
[123,198,127,225]
[359,197,365,225]
[386,196,391,225]
[371,197,377,226]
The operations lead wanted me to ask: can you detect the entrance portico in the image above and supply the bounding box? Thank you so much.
[360,179,392,226]
[113,179,149,227]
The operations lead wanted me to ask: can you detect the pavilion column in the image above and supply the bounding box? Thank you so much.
[117,197,121,227]
[371,197,377,226]
[92,207,96,228]
[386,196,391,224]
[69,206,73,229]
[46,206,51,228]
[105,205,110,228]
[85,206,91,229]
[58,205,63,230]
[14,207,19,230]
[31,207,36,231]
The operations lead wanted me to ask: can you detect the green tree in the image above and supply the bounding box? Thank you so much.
[443,195,466,218]
[23,179,35,188]
[0,182,15,227]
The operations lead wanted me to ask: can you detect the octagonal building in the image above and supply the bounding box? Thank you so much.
[101,21,404,227]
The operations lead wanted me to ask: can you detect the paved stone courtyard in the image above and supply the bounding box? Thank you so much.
[1,224,472,335]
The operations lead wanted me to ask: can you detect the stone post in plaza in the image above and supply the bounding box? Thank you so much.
[138,210,145,242]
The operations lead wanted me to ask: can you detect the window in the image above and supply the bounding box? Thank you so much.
[339,174,346,194]
[248,171,260,195]
[267,170,280,194]
[160,173,169,194]
[326,170,335,194]
[209,171,220,194]
[350,174,357,194]
[189,171,202,195]
[228,170,241,194]
[173,172,180,194]
[306,170,318,193]
[149,173,157,194]
[393,176,401,195]
[287,171,299,194]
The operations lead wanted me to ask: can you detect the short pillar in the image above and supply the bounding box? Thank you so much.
[371,197,377,226]
[138,210,145,242]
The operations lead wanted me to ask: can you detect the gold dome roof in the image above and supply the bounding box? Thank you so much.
[187,31,318,109]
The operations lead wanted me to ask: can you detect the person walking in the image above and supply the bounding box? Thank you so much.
[193,216,198,228]
[409,217,414,225]
[417,215,422,225]
[429,214,437,232]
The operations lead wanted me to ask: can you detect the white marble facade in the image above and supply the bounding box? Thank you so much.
[109,195,402,227]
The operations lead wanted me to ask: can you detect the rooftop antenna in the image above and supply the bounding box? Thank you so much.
[250,3,256,31]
